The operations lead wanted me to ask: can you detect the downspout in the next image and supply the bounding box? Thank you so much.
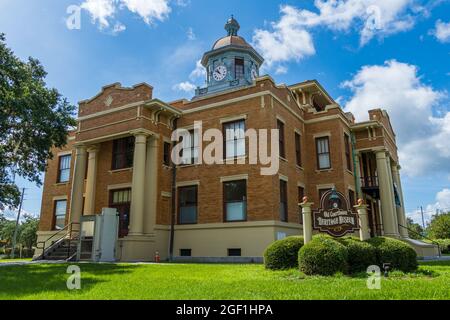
[351,132,361,200]
[169,118,178,262]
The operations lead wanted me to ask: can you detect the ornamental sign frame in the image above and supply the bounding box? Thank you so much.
[312,189,359,237]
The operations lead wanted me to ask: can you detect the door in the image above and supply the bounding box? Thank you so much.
[109,189,132,238]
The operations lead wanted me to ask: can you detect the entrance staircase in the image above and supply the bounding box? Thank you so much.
[33,223,80,261]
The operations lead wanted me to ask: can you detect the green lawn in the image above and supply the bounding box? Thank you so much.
[0,258,32,264]
[0,261,449,300]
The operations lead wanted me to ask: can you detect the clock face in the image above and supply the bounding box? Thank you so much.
[251,67,258,80]
[213,65,227,81]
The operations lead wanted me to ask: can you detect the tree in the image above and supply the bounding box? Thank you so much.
[407,217,424,240]
[427,212,450,239]
[0,219,17,246]
[19,215,39,249]
[0,33,76,209]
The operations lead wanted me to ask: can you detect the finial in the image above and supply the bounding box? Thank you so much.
[302,196,308,204]
[225,15,240,36]
[357,199,364,206]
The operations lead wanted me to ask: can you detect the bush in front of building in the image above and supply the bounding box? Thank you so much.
[298,235,348,276]
[366,237,418,272]
[3,248,34,258]
[264,236,304,270]
[337,237,378,274]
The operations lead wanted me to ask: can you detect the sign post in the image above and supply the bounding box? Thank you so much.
[354,199,370,241]
[300,197,314,244]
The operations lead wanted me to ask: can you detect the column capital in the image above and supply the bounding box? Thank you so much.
[74,143,87,151]
[354,204,369,211]
[300,202,314,209]
[375,149,388,159]
[87,145,100,153]
[130,129,152,138]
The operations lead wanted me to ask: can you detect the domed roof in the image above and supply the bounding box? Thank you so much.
[212,35,252,50]
[201,16,264,67]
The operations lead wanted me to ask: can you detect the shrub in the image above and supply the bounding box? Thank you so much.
[3,247,34,258]
[298,235,348,276]
[366,237,417,272]
[264,236,304,270]
[342,239,377,273]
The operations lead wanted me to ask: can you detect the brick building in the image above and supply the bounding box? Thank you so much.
[36,17,431,262]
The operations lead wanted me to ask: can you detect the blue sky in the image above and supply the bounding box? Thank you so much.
[0,0,449,224]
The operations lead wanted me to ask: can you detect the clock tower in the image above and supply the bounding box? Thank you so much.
[195,16,264,97]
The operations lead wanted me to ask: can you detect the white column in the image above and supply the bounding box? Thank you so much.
[129,132,148,236]
[392,164,409,238]
[376,151,399,237]
[144,136,159,234]
[354,152,362,199]
[69,145,87,226]
[300,199,314,244]
[355,200,370,241]
[386,156,399,230]
[84,146,99,215]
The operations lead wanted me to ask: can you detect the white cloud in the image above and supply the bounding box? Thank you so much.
[81,0,116,28]
[432,20,450,43]
[408,188,450,224]
[189,59,206,80]
[252,1,420,70]
[187,27,196,40]
[252,6,315,69]
[81,0,174,31]
[174,0,190,8]
[342,60,449,177]
[275,65,288,75]
[173,81,197,94]
[121,0,171,25]
[112,21,126,34]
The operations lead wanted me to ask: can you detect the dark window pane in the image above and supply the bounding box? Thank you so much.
[58,155,71,183]
[112,137,135,170]
[224,120,246,158]
[179,186,198,224]
[180,249,192,257]
[54,200,67,230]
[235,58,244,79]
[228,248,241,257]
[277,120,285,158]
[349,190,356,207]
[295,132,302,167]
[280,180,288,222]
[316,137,331,169]
[163,142,171,166]
[224,180,247,222]
[345,134,352,172]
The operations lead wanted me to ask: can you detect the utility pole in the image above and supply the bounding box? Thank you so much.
[11,188,25,259]
[420,206,426,230]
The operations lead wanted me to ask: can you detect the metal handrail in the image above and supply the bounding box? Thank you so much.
[398,224,441,257]
[361,176,379,188]
[36,222,80,260]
